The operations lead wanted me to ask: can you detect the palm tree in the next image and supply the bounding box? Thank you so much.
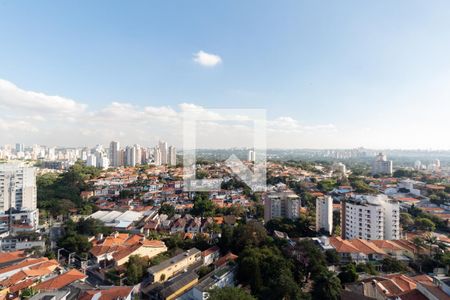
[424,234,438,257]
[412,237,424,255]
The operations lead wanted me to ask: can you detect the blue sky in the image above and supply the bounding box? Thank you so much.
[1,1,450,148]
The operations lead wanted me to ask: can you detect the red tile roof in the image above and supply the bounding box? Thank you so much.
[0,251,26,264]
[34,269,87,291]
[79,286,133,300]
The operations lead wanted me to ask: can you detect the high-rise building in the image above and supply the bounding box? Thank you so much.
[0,163,37,212]
[109,141,120,167]
[86,154,97,167]
[371,153,393,176]
[316,195,333,234]
[154,147,162,166]
[159,141,168,165]
[264,186,300,222]
[341,194,399,240]
[135,145,142,165]
[125,146,136,167]
[414,160,422,170]
[15,143,24,154]
[168,146,176,166]
[97,155,110,169]
[248,150,256,162]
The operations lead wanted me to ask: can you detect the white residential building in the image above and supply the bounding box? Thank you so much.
[342,194,400,240]
[316,196,333,234]
[154,147,162,166]
[159,141,168,165]
[371,153,393,176]
[248,150,256,162]
[0,164,37,212]
[109,141,120,167]
[86,154,97,167]
[264,186,300,222]
[125,146,136,167]
[168,146,176,166]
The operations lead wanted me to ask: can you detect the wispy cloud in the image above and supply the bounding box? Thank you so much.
[0,78,338,148]
[193,50,222,67]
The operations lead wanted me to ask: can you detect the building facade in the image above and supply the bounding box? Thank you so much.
[316,195,333,234]
[264,187,300,222]
[341,194,400,240]
[0,164,37,212]
[372,153,393,176]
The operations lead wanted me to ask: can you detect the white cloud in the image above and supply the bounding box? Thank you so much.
[0,78,340,148]
[193,50,222,67]
[0,79,86,116]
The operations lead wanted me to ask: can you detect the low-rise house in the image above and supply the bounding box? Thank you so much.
[0,257,50,280]
[34,269,87,292]
[0,250,26,268]
[0,235,46,252]
[147,248,202,284]
[90,232,167,266]
[192,265,236,300]
[214,252,238,268]
[345,274,450,300]
[143,271,199,300]
[0,258,59,298]
[79,286,134,300]
[170,218,187,234]
[186,218,202,234]
[202,246,220,266]
[328,237,386,263]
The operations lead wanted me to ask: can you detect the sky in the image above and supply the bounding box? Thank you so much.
[1,0,450,149]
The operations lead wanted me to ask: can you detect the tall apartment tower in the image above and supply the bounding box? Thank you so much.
[341,194,399,240]
[134,145,142,165]
[125,146,136,167]
[154,147,162,166]
[316,195,333,235]
[371,153,393,176]
[109,141,120,167]
[248,150,256,162]
[0,164,37,212]
[86,154,97,167]
[159,141,168,165]
[168,146,176,166]
[264,186,300,222]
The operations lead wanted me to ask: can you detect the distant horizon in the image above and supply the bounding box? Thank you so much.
[4,143,450,152]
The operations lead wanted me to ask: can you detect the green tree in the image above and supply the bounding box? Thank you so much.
[312,271,342,300]
[21,287,38,299]
[58,233,92,255]
[400,213,414,229]
[126,255,150,285]
[237,246,303,299]
[159,203,176,218]
[414,218,436,232]
[325,249,340,265]
[424,234,438,256]
[288,239,328,282]
[232,222,268,253]
[76,218,111,236]
[192,193,215,219]
[338,263,358,285]
[209,287,256,300]
[381,257,408,273]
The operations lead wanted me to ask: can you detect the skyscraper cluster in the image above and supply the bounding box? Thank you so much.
[108,140,177,168]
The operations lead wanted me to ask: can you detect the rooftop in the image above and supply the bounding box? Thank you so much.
[148,248,201,274]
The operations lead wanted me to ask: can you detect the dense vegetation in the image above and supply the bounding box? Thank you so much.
[37,161,100,217]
